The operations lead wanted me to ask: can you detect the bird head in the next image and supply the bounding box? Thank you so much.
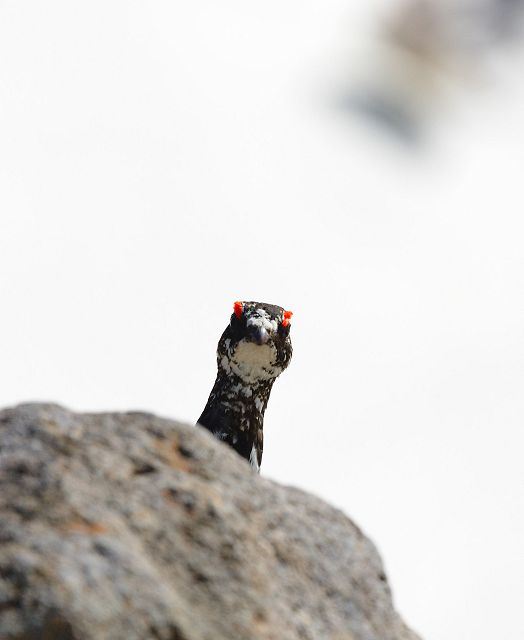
[217,301,293,385]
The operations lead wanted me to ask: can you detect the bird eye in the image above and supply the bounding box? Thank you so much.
[282,310,293,327]
[233,301,243,319]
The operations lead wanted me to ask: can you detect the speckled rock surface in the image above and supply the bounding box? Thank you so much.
[0,404,420,640]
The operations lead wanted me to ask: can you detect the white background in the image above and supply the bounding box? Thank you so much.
[1,2,523,639]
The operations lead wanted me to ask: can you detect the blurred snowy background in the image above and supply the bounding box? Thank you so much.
[1,1,523,638]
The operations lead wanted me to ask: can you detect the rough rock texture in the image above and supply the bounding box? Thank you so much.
[0,404,420,640]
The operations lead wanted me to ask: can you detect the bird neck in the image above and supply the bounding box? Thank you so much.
[199,369,274,437]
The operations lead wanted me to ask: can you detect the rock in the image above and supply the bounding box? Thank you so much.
[0,404,420,640]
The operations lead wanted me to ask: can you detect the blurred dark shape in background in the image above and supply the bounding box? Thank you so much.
[341,0,524,144]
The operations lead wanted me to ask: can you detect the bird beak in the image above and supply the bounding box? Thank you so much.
[247,325,270,345]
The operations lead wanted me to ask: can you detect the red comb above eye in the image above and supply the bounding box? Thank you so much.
[282,310,293,327]
[233,301,243,319]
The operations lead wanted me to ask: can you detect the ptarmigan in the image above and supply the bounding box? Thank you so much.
[198,301,293,472]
